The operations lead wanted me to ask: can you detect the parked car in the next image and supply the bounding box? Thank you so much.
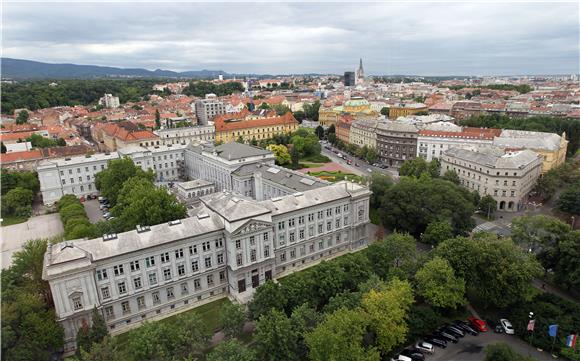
[400,349,425,361]
[414,341,434,354]
[354,162,359,167]
[432,330,459,343]
[347,159,353,165]
[424,336,447,348]
[103,212,111,219]
[454,320,479,335]
[467,316,489,332]
[366,168,373,173]
[390,355,412,361]
[500,319,515,334]
[98,196,108,203]
[99,204,108,210]
[442,324,465,337]
[486,319,503,333]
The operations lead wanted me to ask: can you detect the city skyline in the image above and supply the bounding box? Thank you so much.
[3,1,579,76]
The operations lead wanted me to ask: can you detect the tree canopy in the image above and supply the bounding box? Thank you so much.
[415,256,466,308]
[94,157,155,206]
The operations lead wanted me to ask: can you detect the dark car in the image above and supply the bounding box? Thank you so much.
[442,324,465,338]
[424,336,447,348]
[400,349,425,361]
[454,320,479,335]
[433,331,459,343]
[486,319,504,333]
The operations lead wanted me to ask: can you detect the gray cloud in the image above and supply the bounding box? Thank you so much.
[3,2,579,75]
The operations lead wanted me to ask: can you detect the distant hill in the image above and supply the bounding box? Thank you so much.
[1,58,229,80]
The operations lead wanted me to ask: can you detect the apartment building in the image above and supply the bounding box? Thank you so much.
[376,121,419,168]
[154,124,215,146]
[213,111,299,144]
[349,119,378,149]
[441,147,542,212]
[43,181,372,354]
[195,98,226,125]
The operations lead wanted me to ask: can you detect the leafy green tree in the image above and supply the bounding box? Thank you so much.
[554,230,580,290]
[1,239,64,361]
[478,195,497,218]
[207,340,256,361]
[485,342,536,361]
[2,187,34,217]
[259,102,271,110]
[306,308,380,361]
[415,256,466,308]
[365,147,378,163]
[290,304,321,360]
[76,322,92,356]
[442,170,460,184]
[272,104,291,116]
[293,110,306,122]
[112,177,187,232]
[236,135,245,144]
[290,145,300,169]
[361,278,414,354]
[248,280,287,320]
[254,309,299,361]
[78,336,120,361]
[421,220,454,245]
[323,291,362,314]
[16,110,29,124]
[511,215,571,257]
[1,141,6,153]
[95,158,154,206]
[381,176,475,236]
[220,302,246,339]
[266,144,291,165]
[400,157,429,178]
[155,109,161,129]
[557,182,580,215]
[370,172,393,208]
[365,232,416,279]
[406,305,442,342]
[436,233,542,308]
[315,125,325,139]
[380,107,389,117]
[88,307,108,344]
[303,100,321,121]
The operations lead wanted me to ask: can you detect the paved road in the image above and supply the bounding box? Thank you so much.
[321,146,400,180]
[84,199,105,223]
[427,330,556,361]
[1,213,63,269]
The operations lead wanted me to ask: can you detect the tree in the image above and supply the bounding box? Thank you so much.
[478,195,497,218]
[112,177,187,232]
[290,304,321,360]
[365,147,378,164]
[76,322,92,356]
[485,342,535,361]
[293,110,306,122]
[154,109,161,129]
[306,308,380,361]
[16,110,29,124]
[511,215,571,259]
[361,278,414,354]
[415,257,466,309]
[89,307,108,344]
[442,170,460,185]
[557,182,580,215]
[315,125,325,139]
[421,220,454,245]
[436,234,542,308]
[1,141,6,153]
[399,157,429,178]
[553,230,580,291]
[254,309,299,361]
[2,187,34,217]
[207,340,256,361]
[220,302,246,339]
[365,232,416,279]
[303,100,321,121]
[290,145,300,169]
[380,107,389,117]
[78,336,120,361]
[1,239,64,361]
[236,135,245,144]
[248,280,287,320]
[272,104,291,116]
[95,158,155,206]
[266,144,291,165]
[381,176,475,237]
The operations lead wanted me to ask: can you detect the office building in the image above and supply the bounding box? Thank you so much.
[344,71,355,87]
[195,98,226,125]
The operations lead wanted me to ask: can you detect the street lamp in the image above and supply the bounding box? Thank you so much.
[528,311,536,352]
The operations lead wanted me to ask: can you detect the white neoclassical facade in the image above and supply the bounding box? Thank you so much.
[154,124,215,146]
[440,147,542,212]
[43,182,372,354]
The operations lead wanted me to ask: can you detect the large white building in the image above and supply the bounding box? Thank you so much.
[38,144,188,204]
[43,181,372,354]
[195,98,226,125]
[154,125,215,146]
[441,147,542,212]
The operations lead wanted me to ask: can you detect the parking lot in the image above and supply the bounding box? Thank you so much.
[84,199,105,223]
[421,329,555,361]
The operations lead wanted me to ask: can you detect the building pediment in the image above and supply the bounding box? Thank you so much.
[231,219,272,237]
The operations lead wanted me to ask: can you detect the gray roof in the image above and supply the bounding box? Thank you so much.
[377,121,419,133]
[176,179,214,190]
[44,213,224,277]
[443,147,541,169]
[260,181,370,215]
[233,163,329,192]
[200,192,271,222]
[494,130,564,151]
[213,142,272,161]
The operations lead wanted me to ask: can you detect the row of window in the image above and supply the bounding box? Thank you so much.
[277,205,349,231]
[60,164,106,176]
[279,233,344,262]
[278,216,349,246]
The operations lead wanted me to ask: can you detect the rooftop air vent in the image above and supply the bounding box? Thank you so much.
[272,197,282,202]
[136,225,151,233]
[293,192,304,197]
[169,220,181,226]
[102,233,118,241]
[197,213,210,220]
[64,157,71,161]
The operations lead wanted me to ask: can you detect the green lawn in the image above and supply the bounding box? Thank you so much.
[302,154,331,163]
[308,170,365,183]
[1,215,28,226]
[299,162,324,169]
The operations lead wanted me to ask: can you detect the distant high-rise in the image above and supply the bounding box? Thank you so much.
[344,71,355,86]
[355,58,365,85]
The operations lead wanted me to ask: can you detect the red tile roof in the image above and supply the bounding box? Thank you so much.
[214,112,298,132]
[418,127,501,140]
[102,122,158,141]
[0,150,43,163]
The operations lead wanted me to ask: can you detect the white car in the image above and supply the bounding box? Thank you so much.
[415,341,435,354]
[390,356,412,361]
[500,319,514,334]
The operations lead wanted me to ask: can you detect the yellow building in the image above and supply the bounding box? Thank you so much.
[214,111,299,143]
[319,107,340,127]
[493,130,569,174]
[388,103,428,119]
[318,97,378,128]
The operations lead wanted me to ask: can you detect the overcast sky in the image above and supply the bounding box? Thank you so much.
[3,1,579,75]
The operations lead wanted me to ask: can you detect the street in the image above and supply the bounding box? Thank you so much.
[320,145,400,180]
[84,199,105,223]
